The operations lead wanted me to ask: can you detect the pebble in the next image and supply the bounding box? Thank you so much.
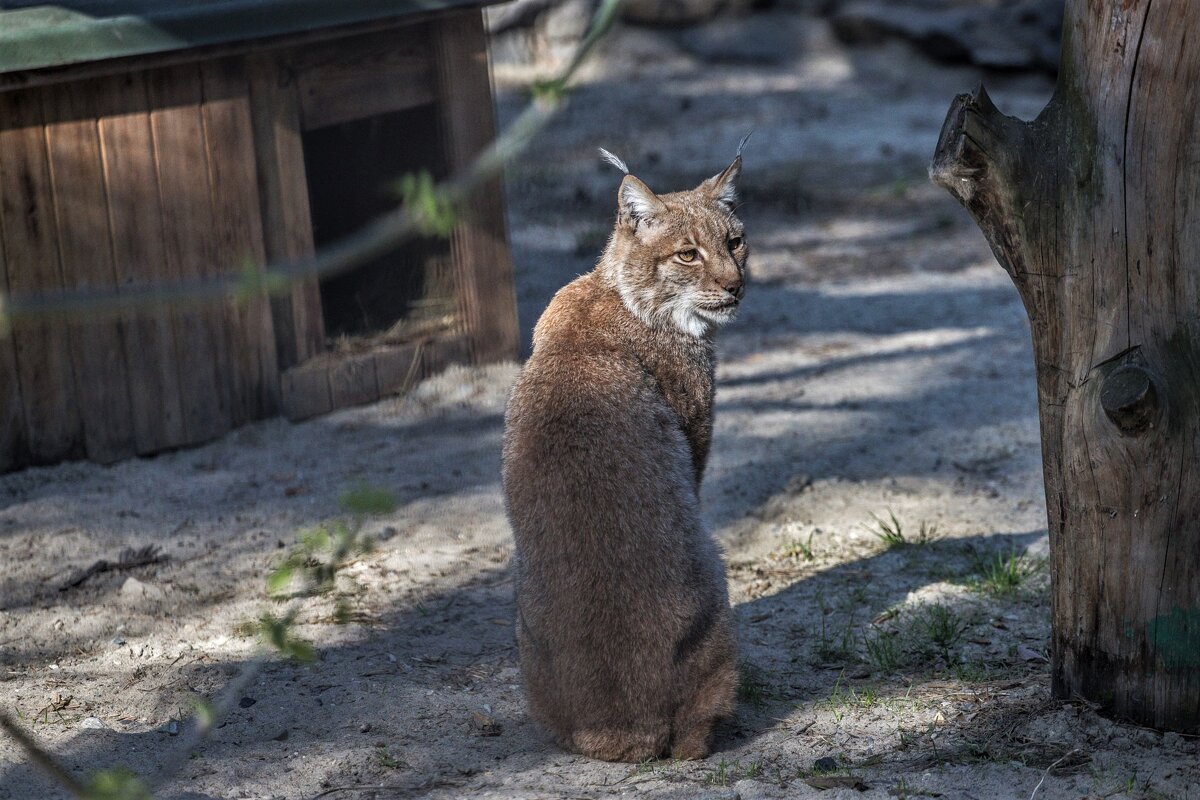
[239,696,257,709]
[812,755,839,772]
[80,717,106,730]
[120,577,165,601]
[1133,728,1161,747]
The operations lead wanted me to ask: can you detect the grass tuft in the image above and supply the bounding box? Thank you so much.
[778,531,816,562]
[737,663,775,708]
[969,549,1043,596]
[868,511,938,549]
[706,759,762,786]
[864,632,904,673]
[914,604,970,664]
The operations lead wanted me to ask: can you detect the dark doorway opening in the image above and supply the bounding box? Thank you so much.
[302,104,457,348]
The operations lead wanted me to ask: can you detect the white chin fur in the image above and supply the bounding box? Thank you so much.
[671,299,736,338]
[617,273,735,338]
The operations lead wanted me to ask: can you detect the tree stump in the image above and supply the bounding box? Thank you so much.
[931,1,1200,732]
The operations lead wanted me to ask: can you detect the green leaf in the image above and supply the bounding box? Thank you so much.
[190,697,216,731]
[266,565,295,596]
[394,171,458,238]
[339,485,396,516]
[529,79,566,106]
[282,636,315,663]
[300,526,332,553]
[85,767,152,800]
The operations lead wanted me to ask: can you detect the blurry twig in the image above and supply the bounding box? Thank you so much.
[59,545,167,592]
[0,710,88,798]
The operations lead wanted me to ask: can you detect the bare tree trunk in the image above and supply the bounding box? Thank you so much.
[931,1,1199,732]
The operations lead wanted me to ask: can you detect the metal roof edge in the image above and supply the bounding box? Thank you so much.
[0,0,492,76]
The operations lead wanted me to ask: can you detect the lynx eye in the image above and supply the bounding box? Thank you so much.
[677,248,699,263]
[728,236,744,251]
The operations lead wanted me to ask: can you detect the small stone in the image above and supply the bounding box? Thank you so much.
[378,527,398,542]
[120,577,165,601]
[238,696,257,709]
[359,723,372,733]
[110,636,126,646]
[163,720,179,736]
[812,755,839,773]
[1133,728,1160,747]
[80,717,106,730]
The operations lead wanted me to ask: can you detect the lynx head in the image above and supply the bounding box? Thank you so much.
[598,145,748,338]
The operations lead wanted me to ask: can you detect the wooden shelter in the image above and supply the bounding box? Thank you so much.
[0,0,519,472]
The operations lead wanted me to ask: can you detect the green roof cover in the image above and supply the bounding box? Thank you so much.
[0,1,488,76]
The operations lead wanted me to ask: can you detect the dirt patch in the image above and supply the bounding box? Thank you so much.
[2,10,1198,800]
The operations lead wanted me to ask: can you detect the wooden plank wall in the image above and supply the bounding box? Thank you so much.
[44,79,138,464]
[246,52,324,372]
[0,208,26,472]
[0,12,520,469]
[0,56,280,468]
[433,10,520,366]
[0,87,85,464]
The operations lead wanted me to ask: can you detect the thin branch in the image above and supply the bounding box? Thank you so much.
[0,710,89,798]
[147,639,277,791]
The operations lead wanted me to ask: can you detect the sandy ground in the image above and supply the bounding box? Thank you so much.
[2,9,1199,800]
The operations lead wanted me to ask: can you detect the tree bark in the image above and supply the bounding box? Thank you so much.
[931,0,1200,732]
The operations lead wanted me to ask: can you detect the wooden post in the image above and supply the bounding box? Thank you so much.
[247,52,325,372]
[434,10,521,365]
[931,0,1200,731]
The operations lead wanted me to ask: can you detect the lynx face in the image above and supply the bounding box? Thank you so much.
[606,158,748,338]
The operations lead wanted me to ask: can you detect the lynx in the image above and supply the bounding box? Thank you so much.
[501,144,749,762]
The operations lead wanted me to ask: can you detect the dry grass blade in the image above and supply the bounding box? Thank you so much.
[1029,747,1081,799]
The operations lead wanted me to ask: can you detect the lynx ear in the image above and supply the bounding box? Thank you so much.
[618,174,666,226]
[700,156,742,211]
